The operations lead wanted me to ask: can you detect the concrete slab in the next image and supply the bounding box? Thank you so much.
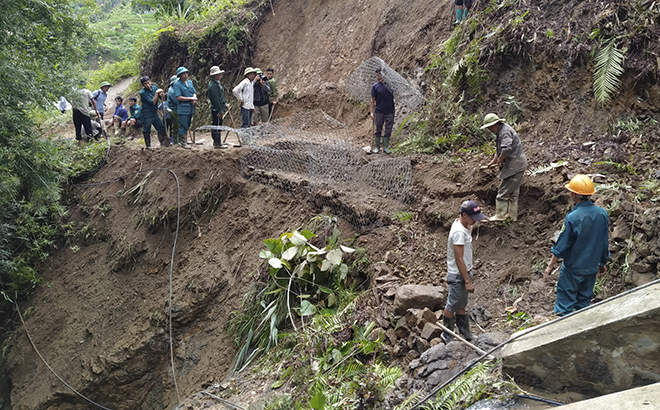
[559,382,660,410]
[502,282,660,396]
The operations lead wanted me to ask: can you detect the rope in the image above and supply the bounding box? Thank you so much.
[410,277,660,409]
[200,391,247,409]
[73,167,182,402]
[17,165,185,408]
[15,300,114,410]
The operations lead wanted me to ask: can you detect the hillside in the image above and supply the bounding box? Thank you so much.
[3,0,660,409]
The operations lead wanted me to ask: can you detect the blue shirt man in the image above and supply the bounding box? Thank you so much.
[545,175,610,315]
[92,82,111,118]
[369,68,395,154]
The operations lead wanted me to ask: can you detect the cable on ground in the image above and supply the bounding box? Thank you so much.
[17,164,184,409]
[73,167,182,402]
[411,277,660,409]
[200,391,247,409]
[15,300,114,410]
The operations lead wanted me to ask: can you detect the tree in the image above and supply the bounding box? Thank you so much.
[0,0,95,304]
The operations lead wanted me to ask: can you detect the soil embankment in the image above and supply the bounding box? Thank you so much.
[5,0,660,408]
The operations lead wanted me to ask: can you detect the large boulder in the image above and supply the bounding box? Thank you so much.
[394,285,445,315]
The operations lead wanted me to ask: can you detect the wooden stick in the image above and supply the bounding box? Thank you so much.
[435,321,495,359]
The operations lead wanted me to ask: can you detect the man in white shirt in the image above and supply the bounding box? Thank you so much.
[72,82,98,142]
[441,200,486,343]
[232,67,257,128]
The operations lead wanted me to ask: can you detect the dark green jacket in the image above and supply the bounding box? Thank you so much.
[207,79,227,113]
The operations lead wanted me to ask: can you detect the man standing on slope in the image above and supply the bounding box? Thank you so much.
[173,66,196,149]
[72,81,98,142]
[441,200,486,344]
[139,76,170,148]
[167,75,183,147]
[207,65,229,149]
[544,175,610,316]
[266,67,278,117]
[233,67,257,128]
[481,113,527,221]
[370,68,395,154]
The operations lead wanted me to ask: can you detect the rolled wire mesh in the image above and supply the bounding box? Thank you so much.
[343,56,423,111]
[198,110,412,232]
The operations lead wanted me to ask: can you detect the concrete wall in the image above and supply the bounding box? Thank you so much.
[502,282,660,396]
[559,382,660,410]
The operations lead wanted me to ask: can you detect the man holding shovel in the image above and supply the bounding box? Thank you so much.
[207,65,229,149]
[441,200,486,344]
[481,113,527,221]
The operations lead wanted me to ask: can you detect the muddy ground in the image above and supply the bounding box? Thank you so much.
[4,0,660,408]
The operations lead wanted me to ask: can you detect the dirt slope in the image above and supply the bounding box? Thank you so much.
[5,0,660,409]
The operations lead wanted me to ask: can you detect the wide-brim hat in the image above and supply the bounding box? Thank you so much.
[170,75,178,85]
[480,113,504,129]
[255,68,263,74]
[244,67,257,76]
[176,66,189,76]
[100,81,111,88]
[209,66,225,76]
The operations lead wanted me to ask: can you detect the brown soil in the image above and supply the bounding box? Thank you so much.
[5,0,660,409]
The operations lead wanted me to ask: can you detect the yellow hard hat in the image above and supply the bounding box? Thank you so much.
[565,174,595,195]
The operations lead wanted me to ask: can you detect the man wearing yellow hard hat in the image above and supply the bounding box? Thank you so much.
[481,113,527,221]
[544,175,610,315]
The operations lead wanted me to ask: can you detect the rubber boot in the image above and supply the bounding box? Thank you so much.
[455,8,463,23]
[489,199,508,221]
[455,314,474,341]
[383,136,392,154]
[441,315,455,344]
[507,198,519,221]
[159,132,171,147]
[463,9,469,19]
[143,132,152,149]
[373,135,381,154]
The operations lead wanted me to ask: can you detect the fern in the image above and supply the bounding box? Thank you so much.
[593,38,626,105]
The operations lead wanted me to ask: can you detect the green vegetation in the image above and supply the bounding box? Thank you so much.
[395,361,519,410]
[592,38,626,105]
[231,220,402,408]
[230,221,357,371]
[0,0,111,306]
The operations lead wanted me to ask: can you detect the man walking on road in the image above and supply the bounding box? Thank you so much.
[233,67,257,128]
[207,65,229,149]
[481,113,527,221]
[92,81,111,120]
[441,200,486,344]
[544,175,610,316]
[370,68,395,154]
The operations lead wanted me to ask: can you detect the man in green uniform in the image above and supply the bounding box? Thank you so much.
[173,66,197,147]
[266,67,278,118]
[139,76,169,149]
[207,65,229,149]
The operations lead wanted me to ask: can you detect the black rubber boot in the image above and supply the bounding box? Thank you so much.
[143,132,151,148]
[456,314,474,341]
[441,315,455,344]
[159,131,170,147]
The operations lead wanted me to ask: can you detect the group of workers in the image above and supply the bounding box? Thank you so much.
[74,65,279,149]
[73,65,610,341]
[439,113,610,343]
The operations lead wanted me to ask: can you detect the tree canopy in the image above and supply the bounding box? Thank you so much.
[0,0,96,304]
